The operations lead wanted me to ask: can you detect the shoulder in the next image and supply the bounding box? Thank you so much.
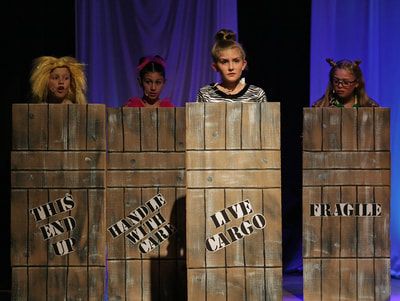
[196,84,218,102]
[124,97,144,107]
[244,85,267,102]
[311,96,328,107]
[366,97,380,107]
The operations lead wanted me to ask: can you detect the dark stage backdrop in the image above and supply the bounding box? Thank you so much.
[310,0,400,277]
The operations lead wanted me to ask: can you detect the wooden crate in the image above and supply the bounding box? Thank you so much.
[303,108,391,300]
[106,107,186,301]
[11,104,106,300]
[186,103,282,301]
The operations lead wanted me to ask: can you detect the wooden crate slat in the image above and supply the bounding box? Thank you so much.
[158,188,176,258]
[48,105,68,150]
[205,102,226,150]
[107,188,125,260]
[87,104,106,150]
[374,108,390,150]
[261,102,281,149]
[126,260,142,301]
[340,259,357,300]
[321,259,340,300]
[29,104,48,150]
[265,267,282,301]
[321,187,341,258]
[159,260,179,300]
[28,267,47,300]
[263,188,282,266]
[11,267,28,300]
[186,150,280,169]
[374,258,391,300]
[124,188,142,260]
[206,268,226,301]
[107,170,185,187]
[47,267,67,300]
[340,186,357,257]
[241,103,261,149]
[226,267,245,300]
[303,108,322,151]
[357,186,375,257]
[142,260,159,300]
[374,186,390,257]
[226,102,242,149]
[175,107,186,151]
[302,187,321,258]
[68,104,87,150]
[141,188,160,260]
[358,108,374,150]
[322,107,341,150]
[140,108,158,151]
[68,267,88,299]
[187,170,280,188]
[88,189,106,265]
[341,108,358,150]
[245,268,266,300]
[108,260,126,300]
[122,107,141,152]
[12,104,29,150]
[108,152,184,170]
[187,269,206,301]
[11,189,28,266]
[176,188,186,259]
[11,151,106,170]
[107,108,124,151]
[303,259,321,301]
[357,258,375,299]
[186,103,204,150]
[158,108,176,151]
[88,267,105,301]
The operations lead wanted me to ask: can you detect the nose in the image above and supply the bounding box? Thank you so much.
[150,82,156,90]
[228,61,234,70]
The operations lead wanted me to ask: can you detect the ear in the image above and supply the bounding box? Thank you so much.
[211,63,218,72]
[242,59,247,71]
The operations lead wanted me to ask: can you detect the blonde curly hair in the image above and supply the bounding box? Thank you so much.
[30,56,87,104]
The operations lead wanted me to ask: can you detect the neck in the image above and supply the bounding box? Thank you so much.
[142,96,160,107]
[218,80,244,94]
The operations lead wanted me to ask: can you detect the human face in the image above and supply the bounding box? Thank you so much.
[48,67,71,102]
[141,72,165,104]
[332,68,358,99]
[213,47,247,85]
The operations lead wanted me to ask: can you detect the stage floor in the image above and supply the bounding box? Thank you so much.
[283,273,400,300]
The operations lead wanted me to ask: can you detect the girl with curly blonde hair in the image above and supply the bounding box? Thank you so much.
[30,56,87,104]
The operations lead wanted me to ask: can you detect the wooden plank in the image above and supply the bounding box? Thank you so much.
[303,187,321,257]
[11,267,28,301]
[263,188,282,266]
[340,186,357,257]
[124,188,142,259]
[108,260,126,301]
[123,107,141,152]
[303,169,390,186]
[205,189,226,267]
[321,259,340,301]
[206,268,226,301]
[107,188,125,260]
[357,258,375,300]
[186,150,280,169]
[68,267,88,300]
[186,170,281,188]
[303,108,322,151]
[186,103,204,150]
[226,102,242,149]
[187,269,206,301]
[176,188,186,259]
[186,189,206,268]
[29,104,48,150]
[87,104,106,150]
[226,267,245,300]
[242,103,261,149]
[12,104,29,150]
[374,258,391,301]
[177,260,187,300]
[322,107,341,150]
[175,107,186,151]
[108,152,184,170]
[245,268,266,300]
[107,108,124,152]
[321,187,340,257]
[265,268,282,301]
[159,260,179,300]
[107,170,185,188]
[28,267,47,301]
[158,188,175,258]
[341,108,357,150]
[48,105,68,150]
[126,260,142,301]
[340,259,357,300]
[47,267,67,300]
[143,260,158,301]
[158,108,175,151]
[68,105,87,150]
[11,189,28,266]
[28,189,48,265]
[205,102,226,149]
[141,188,159,260]
[374,108,390,151]
[357,186,374,257]
[88,267,105,301]
[88,189,106,265]
[243,189,264,266]
[303,259,321,301]
[303,151,390,169]
[12,171,105,188]
[358,108,374,150]
[261,102,280,150]
[374,186,390,257]
[225,189,244,267]
[140,108,158,151]
[11,151,106,170]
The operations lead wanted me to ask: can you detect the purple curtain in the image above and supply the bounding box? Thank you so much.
[76,0,237,108]
[311,0,400,276]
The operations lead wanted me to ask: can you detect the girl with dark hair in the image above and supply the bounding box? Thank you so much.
[125,55,174,107]
[312,58,379,107]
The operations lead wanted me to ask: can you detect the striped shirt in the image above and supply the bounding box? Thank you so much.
[196,83,267,103]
